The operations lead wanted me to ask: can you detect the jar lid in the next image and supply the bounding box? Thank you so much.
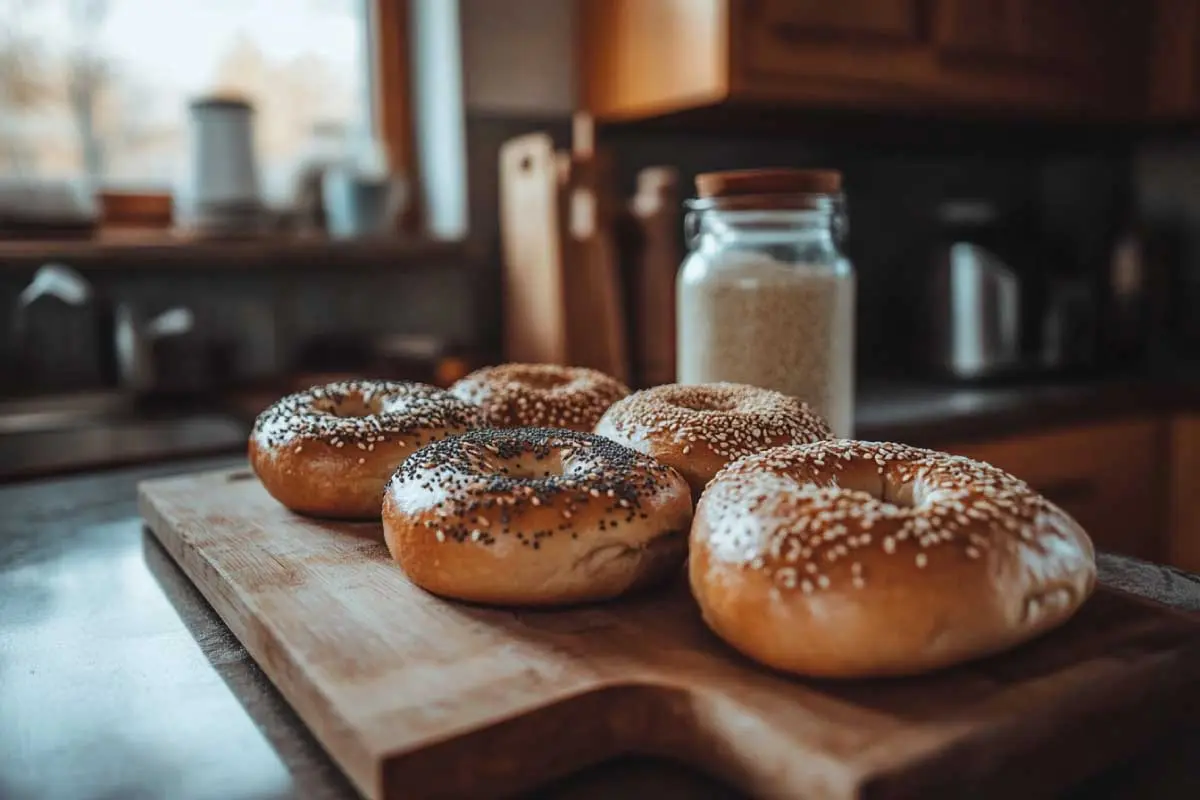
[695,169,842,198]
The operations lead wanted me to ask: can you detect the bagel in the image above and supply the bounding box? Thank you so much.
[383,427,693,606]
[450,363,629,432]
[595,382,832,500]
[250,380,480,518]
[689,439,1096,678]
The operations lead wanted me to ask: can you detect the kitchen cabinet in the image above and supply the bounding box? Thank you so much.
[1169,415,1200,571]
[943,417,1169,562]
[1148,0,1200,117]
[581,0,1151,121]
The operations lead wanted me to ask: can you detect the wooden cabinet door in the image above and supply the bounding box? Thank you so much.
[730,0,1144,113]
[932,0,1146,106]
[934,0,1120,67]
[1169,415,1200,571]
[945,418,1168,562]
[750,0,924,42]
[1148,0,1200,118]
[933,0,1029,62]
[734,0,930,90]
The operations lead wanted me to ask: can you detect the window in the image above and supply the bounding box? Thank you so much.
[0,0,376,206]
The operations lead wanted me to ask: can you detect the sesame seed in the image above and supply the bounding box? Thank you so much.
[685,438,1067,603]
[448,364,628,432]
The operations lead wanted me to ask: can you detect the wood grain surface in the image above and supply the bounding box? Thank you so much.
[140,468,1200,800]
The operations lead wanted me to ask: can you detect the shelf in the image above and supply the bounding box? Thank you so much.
[0,232,481,271]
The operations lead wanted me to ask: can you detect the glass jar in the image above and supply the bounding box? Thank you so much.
[676,169,856,437]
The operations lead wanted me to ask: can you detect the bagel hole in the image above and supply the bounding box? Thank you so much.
[498,450,568,479]
[672,395,738,413]
[312,394,381,417]
[830,472,918,507]
[511,370,570,389]
[882,480,918,507]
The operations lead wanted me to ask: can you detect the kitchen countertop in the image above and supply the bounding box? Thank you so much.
[4,458,1200,800]
[5,372,1198,485]
[0,412,249,483]
[854,373,1200,446]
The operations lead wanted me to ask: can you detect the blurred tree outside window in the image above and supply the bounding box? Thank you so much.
[0,0,371,205]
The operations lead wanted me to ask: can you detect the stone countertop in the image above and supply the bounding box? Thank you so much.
[4,459,1200,800]
[855,374,1200,446]
[0,412,249,483]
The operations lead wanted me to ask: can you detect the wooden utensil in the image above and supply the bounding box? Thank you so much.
[625,166,681,387]
[499,133,568,364]
[498,119,629,381]
[561,139,629,382]
[142,468,1200,800]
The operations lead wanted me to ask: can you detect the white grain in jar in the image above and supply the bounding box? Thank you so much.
[676,169,855,436]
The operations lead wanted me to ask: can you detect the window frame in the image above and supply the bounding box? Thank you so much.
[370,0,420,232]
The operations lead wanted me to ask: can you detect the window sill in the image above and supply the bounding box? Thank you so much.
[0,231,481,271]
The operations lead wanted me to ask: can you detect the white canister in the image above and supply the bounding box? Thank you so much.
[676,169,856,437]
[188,96,261,212]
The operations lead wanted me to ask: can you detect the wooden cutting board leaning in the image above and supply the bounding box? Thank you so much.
[141,468,1200,800]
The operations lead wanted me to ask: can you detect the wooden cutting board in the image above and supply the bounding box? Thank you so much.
[499,133,569,365]
[140,468,1200,800]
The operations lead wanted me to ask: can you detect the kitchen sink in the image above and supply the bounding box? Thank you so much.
[0,391,137,435]
[0,392,249,481]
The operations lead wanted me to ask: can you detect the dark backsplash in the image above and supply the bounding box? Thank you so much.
[468,112,1136,377]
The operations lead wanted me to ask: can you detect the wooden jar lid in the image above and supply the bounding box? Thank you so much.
[695,169,842,198]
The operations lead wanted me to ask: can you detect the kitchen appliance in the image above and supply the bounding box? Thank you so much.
[910,200,1096,381]
[11,263,116,392]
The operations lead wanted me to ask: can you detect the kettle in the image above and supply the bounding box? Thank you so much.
[909,201,1096,381]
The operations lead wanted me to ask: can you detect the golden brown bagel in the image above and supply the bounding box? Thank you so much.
[689,440,1096,678]
[250,380,481,519]
[594,382,832,500]
[450,363,629,432]
[383,427,692,606]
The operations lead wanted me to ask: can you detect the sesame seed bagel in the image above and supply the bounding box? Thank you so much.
[594,382,832,501]
[250,380,481,519]
[383,427,693,606]
[689,440,1096,678]
[450,363,629,432]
